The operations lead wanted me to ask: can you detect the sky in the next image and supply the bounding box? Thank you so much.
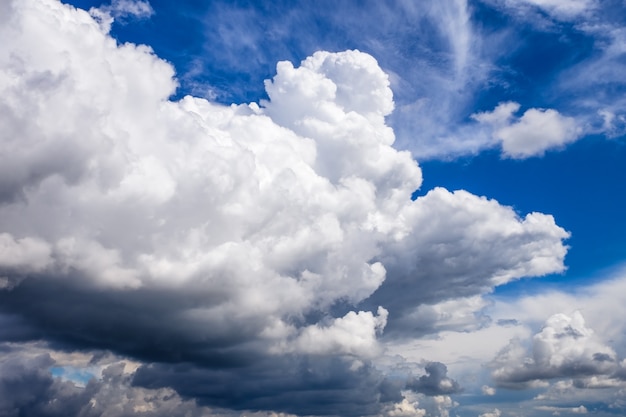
[1,0,626,416]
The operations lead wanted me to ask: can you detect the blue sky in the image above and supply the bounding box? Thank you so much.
[1,0,626,416]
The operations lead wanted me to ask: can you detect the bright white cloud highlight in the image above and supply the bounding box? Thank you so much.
[288,307,388,357]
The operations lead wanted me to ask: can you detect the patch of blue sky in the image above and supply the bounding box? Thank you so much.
[49,365,98,387]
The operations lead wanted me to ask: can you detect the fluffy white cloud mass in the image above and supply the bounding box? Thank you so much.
[0,0,572,415]
[492,311,617,388]
[472,102,582,158]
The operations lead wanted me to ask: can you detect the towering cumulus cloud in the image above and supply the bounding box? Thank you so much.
[0,0,570,415]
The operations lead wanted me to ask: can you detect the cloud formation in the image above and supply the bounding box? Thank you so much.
[0,344,208,417]
[492,311,617,388]
[472,102,582,158]
[0,0,574,415]
[406,362,462,396]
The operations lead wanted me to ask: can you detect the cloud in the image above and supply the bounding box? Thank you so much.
[0,0,573,415]
[535,404,588,414]
[482,385,496,395]
[87,0,154,33]
[491,311,617,388]
[491,269,626,357]
[94,0,154,20]
[500,0,596,20]
[0,344,208,417]
[133,356,403,417]
[407,362,462,396]
[472,102,583,158]
[285,307,388,358]
[366,188,569,336]
[479,409,501,417]
[384,399,426,417]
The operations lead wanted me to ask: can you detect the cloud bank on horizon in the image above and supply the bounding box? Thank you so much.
[1,0,626,416]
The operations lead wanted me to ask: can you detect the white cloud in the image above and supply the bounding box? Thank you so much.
[0,1,575,414]
[0,233,52,273]
[491,311,617,388]
[535,404,588,414]
[472,102,583,158]
[376,188,569,318]
[491,269,626,355]
[286,307,388,358]
[479,408,501,417]
[481,385,496,396]
[384,398,427,417]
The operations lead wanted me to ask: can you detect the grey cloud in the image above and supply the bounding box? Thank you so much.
[0,345,207,417]
[497,319,519,327]
[362,188,568,337]
[133,355,402,417]
[406,361,462,396]
[0,277,261,368]
[592,353,615,362]
[491,312,618,389]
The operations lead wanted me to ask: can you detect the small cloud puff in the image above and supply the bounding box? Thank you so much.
[472,102,583,159]
[406,362,462,396]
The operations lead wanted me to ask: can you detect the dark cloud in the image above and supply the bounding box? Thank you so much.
[406,361,462,396]
[134,355,403,417]
[0,346,207,417]
[0,277,260,367]
[0,278,403,416]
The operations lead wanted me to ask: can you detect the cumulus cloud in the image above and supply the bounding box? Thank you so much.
[492,311,617,388]
[407,362,462,396]
[366,188,569,336]
[0,0,572,415]
[384,399,426,417]
[481,385,496,396]
[286,307,388,358]
[472,102,583,158]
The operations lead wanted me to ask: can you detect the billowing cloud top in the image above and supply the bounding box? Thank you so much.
[0,0,574,416]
